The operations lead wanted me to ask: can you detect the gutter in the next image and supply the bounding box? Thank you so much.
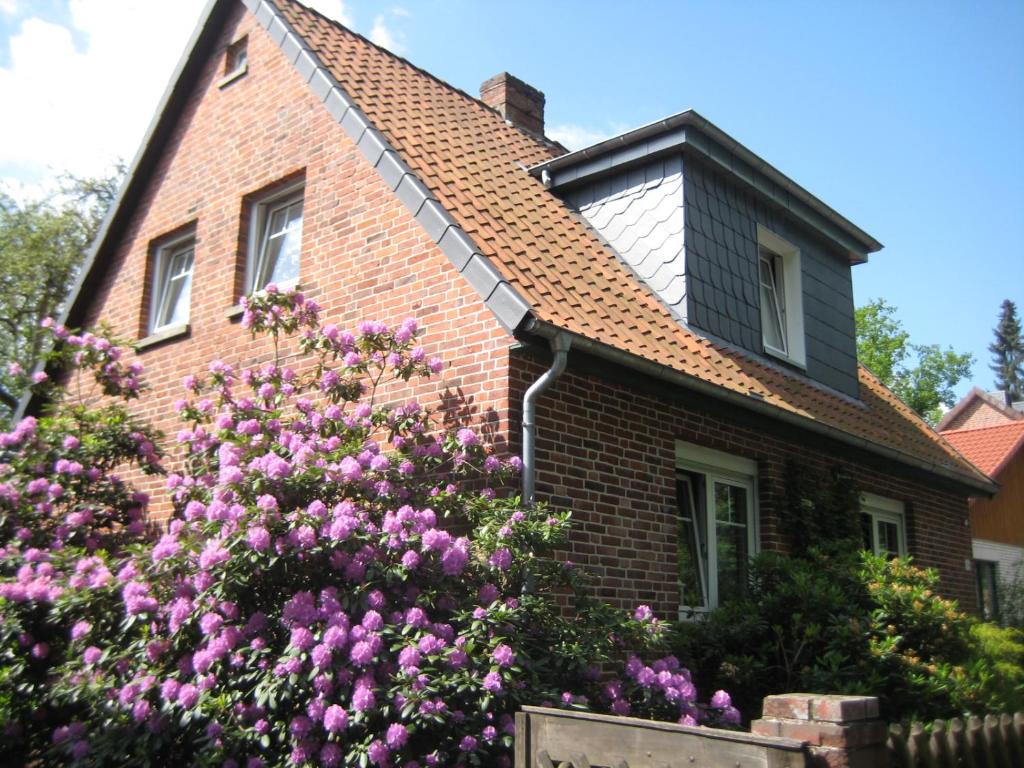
[521,332,572,503]
[523,319,997,497]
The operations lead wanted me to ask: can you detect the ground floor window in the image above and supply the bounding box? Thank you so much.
[975,560,1000,622]
[675,442,757,612]
[860,493,906,558]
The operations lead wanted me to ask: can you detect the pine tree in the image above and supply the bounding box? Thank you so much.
[989,299,1024,401]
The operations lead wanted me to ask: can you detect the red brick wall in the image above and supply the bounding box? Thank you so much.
[78,3,514,519]
[510,352,977,616]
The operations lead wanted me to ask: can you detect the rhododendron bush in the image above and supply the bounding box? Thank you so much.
[0,288,736,766]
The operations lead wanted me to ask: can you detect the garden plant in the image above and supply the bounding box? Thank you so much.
[0,288,736,766]
[673,462,1024,724]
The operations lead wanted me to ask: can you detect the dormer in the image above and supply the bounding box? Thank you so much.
[531,112,882,399]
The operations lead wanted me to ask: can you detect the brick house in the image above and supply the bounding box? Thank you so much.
[52,0,994,616]
[939,389,1024,619]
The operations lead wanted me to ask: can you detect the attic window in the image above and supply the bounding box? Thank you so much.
[220,37,248,87]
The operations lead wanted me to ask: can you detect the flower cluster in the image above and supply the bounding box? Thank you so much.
[11,320,146,401]
[0,289,732,765]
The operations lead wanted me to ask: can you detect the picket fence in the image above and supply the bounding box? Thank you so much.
[887,712,1024,768]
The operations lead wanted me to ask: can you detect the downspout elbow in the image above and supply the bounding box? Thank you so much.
[522,332,572,504]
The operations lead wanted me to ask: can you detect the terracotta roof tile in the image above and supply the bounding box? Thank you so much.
[276,0,988,487]
[940,422,1024,478]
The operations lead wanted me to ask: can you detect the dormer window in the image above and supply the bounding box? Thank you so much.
[757,226,805,367]
[759,249,787,354]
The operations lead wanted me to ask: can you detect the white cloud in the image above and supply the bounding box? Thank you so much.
[547,123,622,151]
[0,0,206,186]
[0,0,17,17]
[369,12,407,54]
[305,0,353,27]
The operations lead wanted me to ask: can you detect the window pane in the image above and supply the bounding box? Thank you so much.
[876,520,900,559]
[154,245,193,330]
[714,482,748,603]
[759,255,786,352]
[860,513,874,552]
[677,473,707,609]
[976,561,999,621]
[252,196,303,291]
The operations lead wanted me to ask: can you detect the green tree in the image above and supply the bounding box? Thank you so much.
[0,167,123,419]
[989,299,1024,401]
[855,298,973,425]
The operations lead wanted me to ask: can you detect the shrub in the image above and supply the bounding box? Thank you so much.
[0,328,161,763]
[1,289,735,766]
[999,561,1024,629]
[673,547,1024,723]
[969,622,1024,713]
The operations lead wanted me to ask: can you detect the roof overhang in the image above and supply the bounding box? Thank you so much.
[530,109,882,265]
[523,318,998,497]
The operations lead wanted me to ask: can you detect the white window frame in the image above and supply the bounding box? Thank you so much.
[675,441,758,615]
[246,183,304,295]
[860,493,907,558]
[148,233,195,334]
[757,225,805,368]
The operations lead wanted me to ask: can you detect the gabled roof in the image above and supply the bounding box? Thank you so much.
[935,387,1024,432]
[52,0,995,494]
[941,421,1024,478]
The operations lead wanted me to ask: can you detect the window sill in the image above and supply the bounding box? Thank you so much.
[224,305,245,322]
[763,345,807,371]
[137,323,190,351]
[217,64,247,89]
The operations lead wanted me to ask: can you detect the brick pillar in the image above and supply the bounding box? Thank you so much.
[751,693,888,768]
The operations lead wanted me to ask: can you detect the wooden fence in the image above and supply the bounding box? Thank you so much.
[516,700,1024,768]
[887,712,1024,768]
[515,705,807,768]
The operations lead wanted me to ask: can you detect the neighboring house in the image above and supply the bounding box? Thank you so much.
[47,0,994,616]
[939,389,1024,620]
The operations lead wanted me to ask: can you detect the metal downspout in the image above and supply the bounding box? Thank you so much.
[522,332,572,504]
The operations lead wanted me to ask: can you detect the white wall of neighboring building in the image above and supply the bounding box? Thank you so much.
[973,538,1024,583]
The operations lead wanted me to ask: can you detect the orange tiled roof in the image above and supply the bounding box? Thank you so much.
[275,0,989,488]
[941,422,1024,478]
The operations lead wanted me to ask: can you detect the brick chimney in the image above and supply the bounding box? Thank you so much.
[480,72,545,137]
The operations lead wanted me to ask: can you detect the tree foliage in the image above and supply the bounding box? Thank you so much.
[989,299,1024,401]
[0,168,123,420]
[855,299,973,425]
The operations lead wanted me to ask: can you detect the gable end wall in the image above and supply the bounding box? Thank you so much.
[78,2,514,517]
[946,398,1020,431]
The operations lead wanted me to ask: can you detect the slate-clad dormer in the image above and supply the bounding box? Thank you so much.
[536,112,881,399]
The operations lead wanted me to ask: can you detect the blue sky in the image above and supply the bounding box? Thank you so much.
[1,0,1021,398]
